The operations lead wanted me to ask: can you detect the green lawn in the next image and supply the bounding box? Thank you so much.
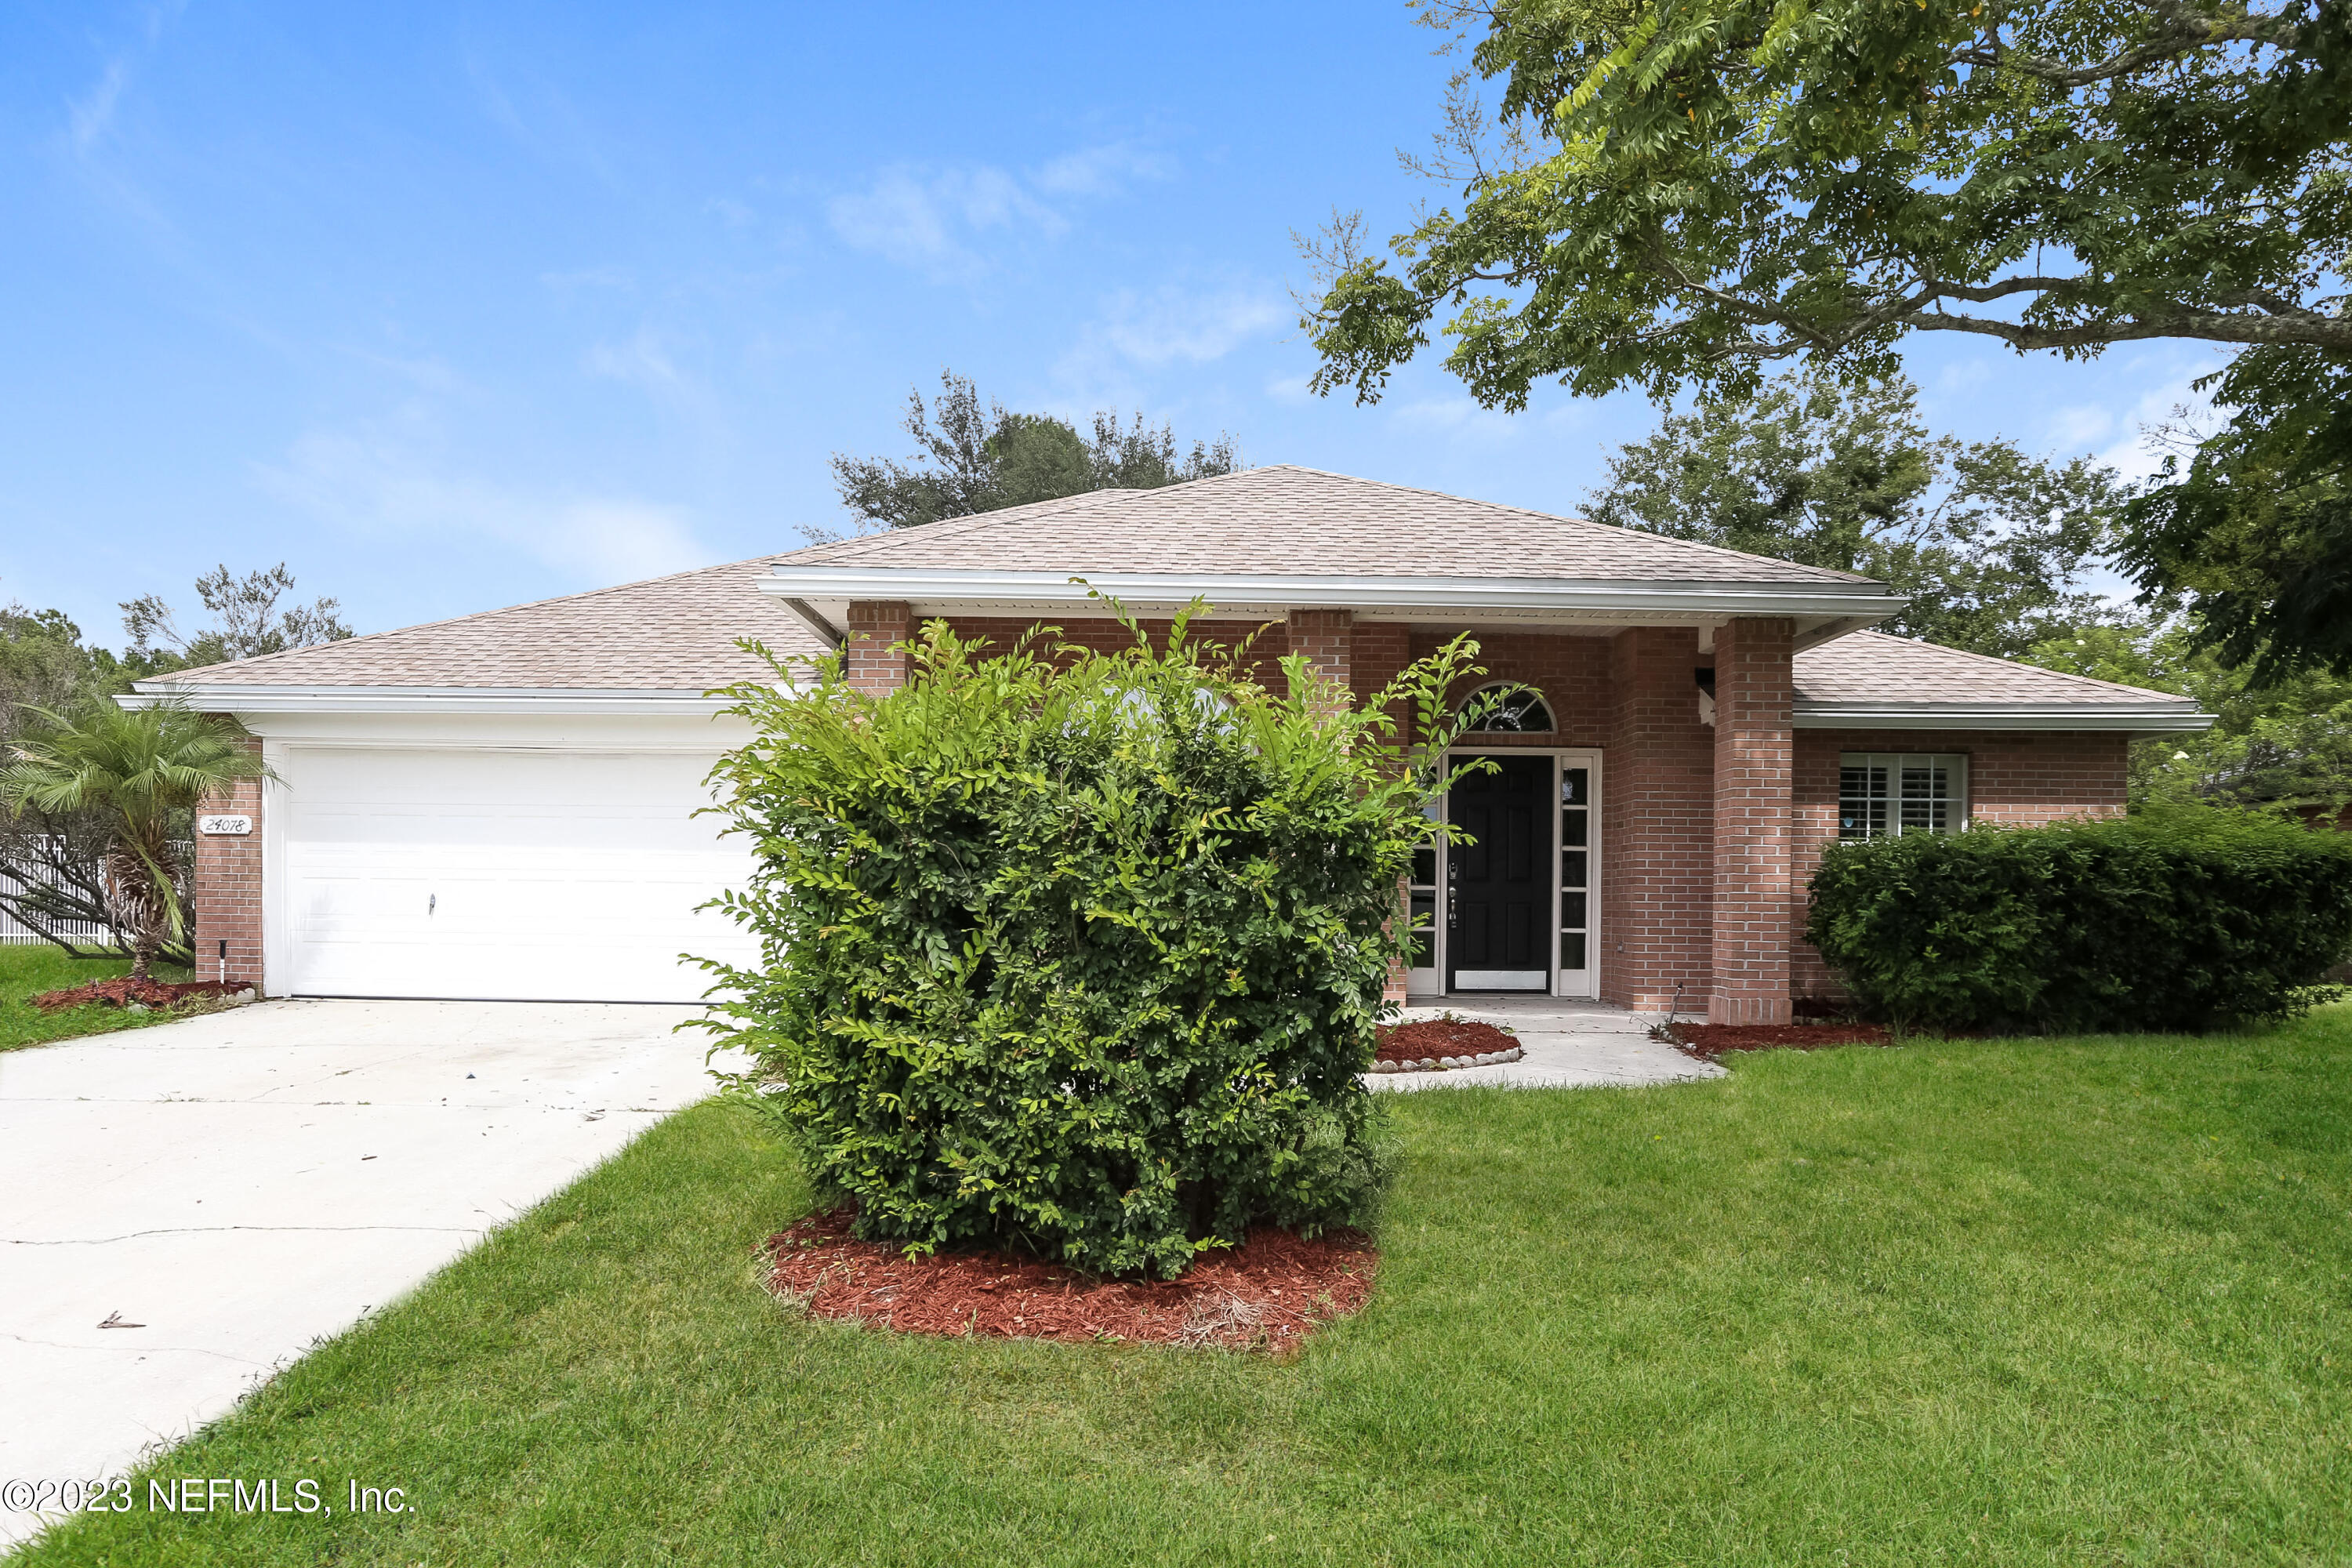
[0,942,196,1052]
[22,1011,2352,1566]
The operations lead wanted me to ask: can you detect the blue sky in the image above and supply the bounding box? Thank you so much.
[2,1,2227,648]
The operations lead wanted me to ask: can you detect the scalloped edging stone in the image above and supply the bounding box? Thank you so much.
[1367,1044,1526,1075]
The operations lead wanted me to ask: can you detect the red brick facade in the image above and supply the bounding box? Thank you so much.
[183,597,2131,1009]
[1709,617,1797,1025]
[1599,627,1715,1012]
[847,608,2138,1018]
[844,600,914,695]
[1789,728,2130,998]
[191,732,266,994]
[938,615,1293,690]
[1286,608,1354,711]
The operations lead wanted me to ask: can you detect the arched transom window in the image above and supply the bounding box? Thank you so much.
[1461,683,1554,733]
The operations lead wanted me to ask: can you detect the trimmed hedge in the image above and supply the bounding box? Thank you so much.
[1806,808,2352,1034]
[697,610,1495,1279]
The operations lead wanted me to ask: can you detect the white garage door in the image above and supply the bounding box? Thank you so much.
[279,746,762,1002]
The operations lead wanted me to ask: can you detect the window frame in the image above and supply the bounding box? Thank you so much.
[1459,681,1555,735]
[1837,752,1970,841]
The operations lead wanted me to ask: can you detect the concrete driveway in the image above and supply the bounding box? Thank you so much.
[0,998,720,1549]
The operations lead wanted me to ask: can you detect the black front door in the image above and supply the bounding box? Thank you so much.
[1447,753,1550,992]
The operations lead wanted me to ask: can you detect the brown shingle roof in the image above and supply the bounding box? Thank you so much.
[137,474,2192,721]
[778,465,1878,585]
[1794,631,2191,709]
[145,555,827,689]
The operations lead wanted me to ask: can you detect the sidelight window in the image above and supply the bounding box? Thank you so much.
[1406,799,1439,971]
[1559,765,1591,972]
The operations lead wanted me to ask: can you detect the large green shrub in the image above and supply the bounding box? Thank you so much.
[1806,808,2352,1034]
[697,608,1492,1278]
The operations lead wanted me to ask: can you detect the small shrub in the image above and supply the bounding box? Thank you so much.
[1806,807,2352,1034]
[696,606,1495,1278]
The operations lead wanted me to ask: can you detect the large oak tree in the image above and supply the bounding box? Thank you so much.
[1302,0,2352,674]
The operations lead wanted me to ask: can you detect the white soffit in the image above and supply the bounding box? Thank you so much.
[118,684,782,717]
[759,567,1907,633]
[1794,701,2215,735]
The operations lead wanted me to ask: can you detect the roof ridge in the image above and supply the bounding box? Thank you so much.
[1824,630,2195,703]
[772,488,1145,566]
[152,553,789,684]
[772,465,1883,587]
[1260,464,1878,585]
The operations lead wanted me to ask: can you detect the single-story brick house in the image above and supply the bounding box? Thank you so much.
[135,466,2209,1022]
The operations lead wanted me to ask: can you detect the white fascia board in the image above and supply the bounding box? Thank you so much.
[1794,702,2216,735]
[118,684,783,717]
[759,566,1907,622]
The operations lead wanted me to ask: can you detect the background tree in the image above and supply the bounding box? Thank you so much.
[1588,368,2126,657]
[1301,0,2352,675]
[1,607,103,742]
[121,563,351,672]
[1,699,271,979]
[1,608,138,954]
[2027,622,2352,814]
[2118,347,2352,681]
[829,369,1243,532]
[2,567,347,957]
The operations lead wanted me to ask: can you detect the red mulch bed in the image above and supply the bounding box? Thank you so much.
[1669,1022,1892,1058]
[764,1207,1377,1352]
[27,977,251,1014]
[1373,1016,1516,1065]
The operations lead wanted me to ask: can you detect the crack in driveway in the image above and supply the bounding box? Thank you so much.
[5,1224,482,1246]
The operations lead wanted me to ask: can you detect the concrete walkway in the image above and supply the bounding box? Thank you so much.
[1368,996,1723,1091]
[0,999,720,1550]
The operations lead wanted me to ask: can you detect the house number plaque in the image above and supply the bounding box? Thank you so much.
[198,815,254,836]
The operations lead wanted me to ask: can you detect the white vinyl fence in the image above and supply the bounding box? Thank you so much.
[0,862,123,947]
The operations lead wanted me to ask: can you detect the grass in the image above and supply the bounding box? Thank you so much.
[0,942,196,1053]
[20,1010,2352,1566]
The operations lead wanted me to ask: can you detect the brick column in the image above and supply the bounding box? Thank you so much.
[1708,617,1795,1025]
[845,601,914,695]
[1284,609,1403,997]
[191,731,266,995]
[1600,627,1715,1011]
[1284,608,1353,712]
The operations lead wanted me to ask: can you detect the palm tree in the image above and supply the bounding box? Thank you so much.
[1,699,272,980]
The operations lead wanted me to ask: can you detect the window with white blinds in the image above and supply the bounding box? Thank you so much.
[1838,753,1968,840]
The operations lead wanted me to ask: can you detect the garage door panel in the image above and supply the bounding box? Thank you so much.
[278,746,760,1002]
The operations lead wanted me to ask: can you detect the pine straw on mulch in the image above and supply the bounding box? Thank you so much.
[1373,1016,1517,1065]
[1668,1021,1893,1058]
[764,1207,1377,1352]
[27,977,252,1013]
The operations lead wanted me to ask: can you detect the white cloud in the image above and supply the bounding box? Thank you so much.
[1029,142,1174,198]
[540,264,636,294]
[827,165,1062,276]
[826,143,1170,278]
[1389,394,1523,442]
[1054,280,1287,396]
[67,58,129,152]
[2071,357,2226,482]
[1094,284,1285,367]
[2049,404,2115,450]
[583,328,688,396]
[1937,358,1994,394]
[255,421,712,585]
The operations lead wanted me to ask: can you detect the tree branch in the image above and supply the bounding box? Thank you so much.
[1948,2,2299,89]
[1909,305,2352,350]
